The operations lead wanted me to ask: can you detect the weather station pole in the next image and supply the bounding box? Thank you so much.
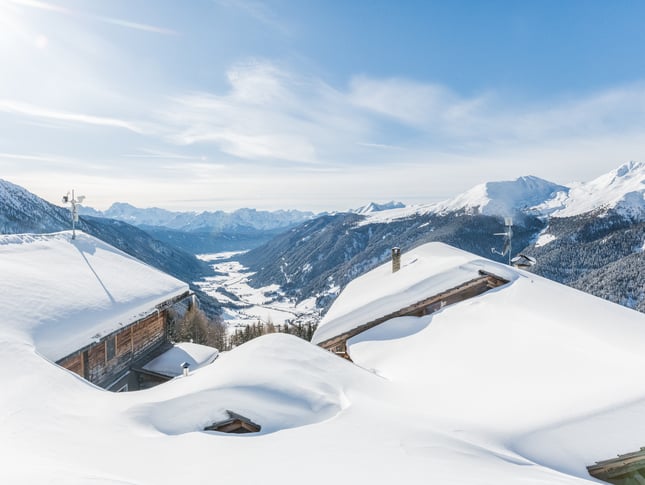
[62,190,85,240]
[491,217,513,265]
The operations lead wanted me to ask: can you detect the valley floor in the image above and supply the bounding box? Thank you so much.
[196,252,320,332]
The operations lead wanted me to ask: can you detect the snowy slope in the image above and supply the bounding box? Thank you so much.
[142,342,219,377]
[432,175,568,216]
[360,162,644,225]
[0,178,71,232]
[360,175,567,224]
[2,240,645,484]
[0,231,188,361]
[351,200,406,214]
[535,160,645,218]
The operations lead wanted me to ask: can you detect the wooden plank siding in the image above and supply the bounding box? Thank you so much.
[56,291,191,389]
[57,310,168,387]
[58,353,83,377]
[116,327,132,357]
[318,270,509,360]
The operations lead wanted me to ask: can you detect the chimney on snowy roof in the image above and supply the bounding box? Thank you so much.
[391,247,401,273]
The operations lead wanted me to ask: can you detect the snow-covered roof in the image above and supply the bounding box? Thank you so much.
[312,242,517,345]
[142,342,219,377]
[0,231,189,361]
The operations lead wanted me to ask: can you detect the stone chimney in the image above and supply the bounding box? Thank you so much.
[391,247,401,273]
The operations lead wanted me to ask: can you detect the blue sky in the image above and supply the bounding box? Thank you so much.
[1,0,645,211]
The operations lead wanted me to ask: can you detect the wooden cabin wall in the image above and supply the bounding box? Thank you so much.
[57,310,168,388]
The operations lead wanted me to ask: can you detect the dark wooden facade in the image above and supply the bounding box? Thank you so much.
[318,270,508,360]
[57,291,190,391]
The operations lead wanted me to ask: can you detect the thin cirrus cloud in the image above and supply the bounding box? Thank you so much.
[0,99,151,134]
[8,0,177,35]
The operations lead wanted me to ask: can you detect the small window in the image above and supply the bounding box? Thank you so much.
[116,384,128,392]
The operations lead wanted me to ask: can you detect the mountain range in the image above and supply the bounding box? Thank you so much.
[80,203,316,253]
[0,179,221,316]
[240,161,645,313]
[2,161,643,315]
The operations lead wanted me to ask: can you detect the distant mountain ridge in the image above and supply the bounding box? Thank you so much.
[534,160,645,218]
[240,162,645,314]
[81,202,316,232]
[351,201,406,214]
[359,161,644,224]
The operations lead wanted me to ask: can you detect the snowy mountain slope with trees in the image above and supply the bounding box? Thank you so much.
[2,241,645,484]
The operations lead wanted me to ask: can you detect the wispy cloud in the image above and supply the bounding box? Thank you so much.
[358,142,406,151]
[0,99,149,134]
[0,151,106,171]
[8,0,177,35]
[157,60,645,178]
[124,149,208,161]
[161,60,368,164]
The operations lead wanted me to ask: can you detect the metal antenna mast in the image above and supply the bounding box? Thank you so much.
[491,217,513,265]
[62,189,85,240]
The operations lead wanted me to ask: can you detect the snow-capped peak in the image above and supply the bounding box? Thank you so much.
[352,201,406,214]
[431,175,568,217]
[535,161,645,218]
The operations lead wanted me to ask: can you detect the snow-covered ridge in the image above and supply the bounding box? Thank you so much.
[351,200,406,214]
[359,161,645,224]
[431,175,568,217]
[535,160,645,218]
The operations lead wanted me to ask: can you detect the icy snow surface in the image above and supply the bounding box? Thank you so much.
[0,231,188,361]
[2,239,645,484]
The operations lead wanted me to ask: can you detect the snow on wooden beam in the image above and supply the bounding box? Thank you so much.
[588,447,645,484]
[318,270,509,360]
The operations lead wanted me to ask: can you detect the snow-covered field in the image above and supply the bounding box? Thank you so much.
[196,252,319,330]
[2,237,645,484]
